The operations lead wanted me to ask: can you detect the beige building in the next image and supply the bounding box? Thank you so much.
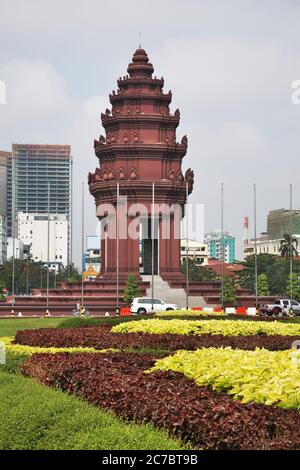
[17,212,68,268]
[180,239,208,266]
[244,233,300,257]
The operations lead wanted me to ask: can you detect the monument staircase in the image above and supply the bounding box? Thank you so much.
[168,279,276,307]
[142,275,208,308]
[0,279,150,317]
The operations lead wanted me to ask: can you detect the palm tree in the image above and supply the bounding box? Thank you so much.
[279,234,298,259]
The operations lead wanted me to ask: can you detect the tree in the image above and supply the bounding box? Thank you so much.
[56,263,81,283]
[0,259,82,294]
[124,273,141,304]
[286,273,300,300]
[257,273,269,296]
[181,259,217,282]
[221,276,236,304]
[0,279,6,301]
[280,234,298,259]
[238,254,300,296]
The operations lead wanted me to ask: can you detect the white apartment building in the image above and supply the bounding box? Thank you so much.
[17,212,68,267]
[180,239,209,266]
[243,234,300,257]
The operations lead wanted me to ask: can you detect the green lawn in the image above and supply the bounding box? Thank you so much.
[0,318,62,337]
[0,371,184,450]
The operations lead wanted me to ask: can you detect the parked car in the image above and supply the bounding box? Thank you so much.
[260,298,300,317]
[130,297,178,315]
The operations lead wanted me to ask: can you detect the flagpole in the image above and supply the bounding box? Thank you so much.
[186,182,189,310]
[11,165,16,315]
[151,182,155,312]
[254,183,258,311]
[290,183,293,300]
[46,182,50,315]
[116,181,119,309]
[221,182,224,309]
[81,182,84,308]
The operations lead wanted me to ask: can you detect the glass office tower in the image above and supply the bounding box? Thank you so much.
[7,144,72,264]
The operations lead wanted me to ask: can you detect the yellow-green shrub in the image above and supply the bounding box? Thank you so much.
[147,347,300,410]
[155,310,226,317]
[112,318,300,337]
[0,337,118,357]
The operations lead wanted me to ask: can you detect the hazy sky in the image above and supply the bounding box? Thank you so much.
[1,0,300,266]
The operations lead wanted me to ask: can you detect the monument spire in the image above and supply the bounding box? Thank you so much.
[89,48,194,283]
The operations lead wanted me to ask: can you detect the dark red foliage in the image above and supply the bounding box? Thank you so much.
[21,352,300,450]
[14,326,300,352]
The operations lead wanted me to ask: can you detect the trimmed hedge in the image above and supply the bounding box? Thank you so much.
[0,371,184,450]
[21,352,300,450]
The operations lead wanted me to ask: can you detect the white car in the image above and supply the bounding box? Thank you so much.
[131,297,178,315]
[261,298,300,316]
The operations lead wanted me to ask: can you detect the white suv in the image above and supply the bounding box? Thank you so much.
[131,297,178,315]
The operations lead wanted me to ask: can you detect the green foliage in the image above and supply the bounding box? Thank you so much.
[257,273,270,296]
[57,316,144,329]
[0,352,28,375]
[239,254,300,296]
[0,279,6,300]
[124,273,140,304]
[0,260,81,294]
[221,276,236,304]
[286,273,300,300]
[0,371,184,450]
[181,259,217,282]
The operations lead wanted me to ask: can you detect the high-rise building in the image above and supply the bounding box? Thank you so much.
[0,151,10,264]
[267,209,300,240]
[6,144,72,266]
[205,230,236,263]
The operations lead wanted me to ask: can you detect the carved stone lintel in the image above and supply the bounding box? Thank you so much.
[130,167,137,179]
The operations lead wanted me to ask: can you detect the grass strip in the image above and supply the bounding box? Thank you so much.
[0,371,184,450]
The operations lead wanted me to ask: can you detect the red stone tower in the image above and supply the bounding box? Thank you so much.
[89,48,194,283]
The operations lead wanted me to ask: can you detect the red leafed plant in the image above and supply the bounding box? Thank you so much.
[21,352,300,451]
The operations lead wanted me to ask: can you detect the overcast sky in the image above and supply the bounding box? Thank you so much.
[1,0,300,266]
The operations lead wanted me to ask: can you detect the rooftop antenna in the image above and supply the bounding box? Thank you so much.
[139,32,142,48]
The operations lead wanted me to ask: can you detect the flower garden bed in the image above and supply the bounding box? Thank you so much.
[2,314,300,450]
[149,348,300,409]
[13,326,300,352]
[21,352,300,450]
